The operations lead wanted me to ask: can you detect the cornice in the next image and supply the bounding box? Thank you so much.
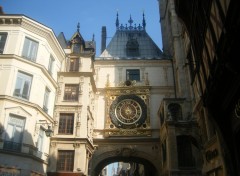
[93,137,160,144]
[0,54,58,88]
[0,15,65,61]
[94,58,172,66]
[0,95,54,123]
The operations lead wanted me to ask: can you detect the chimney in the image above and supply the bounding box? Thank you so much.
[0,6,4,14]
[101,26,107,54]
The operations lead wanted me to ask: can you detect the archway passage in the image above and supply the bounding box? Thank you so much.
[90,156,158,176]
[90,138,161,175]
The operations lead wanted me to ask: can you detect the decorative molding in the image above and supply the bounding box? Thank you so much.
[50,142,57,148]
[115,147,136,157]
[104,128,151,137]
[73,143,81,148]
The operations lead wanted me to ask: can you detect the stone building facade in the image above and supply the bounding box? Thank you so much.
[159,0,240,175]
[0,15,65,175]
[1,0,239,175]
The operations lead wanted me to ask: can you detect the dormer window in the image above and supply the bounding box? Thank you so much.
[126,38,139,57]
[71,34,83,54]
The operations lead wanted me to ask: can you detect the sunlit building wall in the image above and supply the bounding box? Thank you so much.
[0,15,65,175]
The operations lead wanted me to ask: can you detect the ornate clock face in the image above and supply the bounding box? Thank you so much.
[115,99,142,124]
[109,94,147,129]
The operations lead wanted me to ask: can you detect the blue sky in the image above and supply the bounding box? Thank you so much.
[1,0,162,56]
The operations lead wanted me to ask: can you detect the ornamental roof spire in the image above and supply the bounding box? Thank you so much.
[77,22,80,32]
[116,11,119,29]
[128,15,133,27]
[142,12,146,30]
[116,13,146,31]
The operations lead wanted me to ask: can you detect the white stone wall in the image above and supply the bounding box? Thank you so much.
[0,15,65,175]
[94,59,175,136]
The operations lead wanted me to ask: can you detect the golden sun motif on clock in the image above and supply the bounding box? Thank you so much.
[115,99,142,125]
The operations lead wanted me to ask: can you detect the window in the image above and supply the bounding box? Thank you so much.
[43,88,50,113]
[69,58,79,72]
[162,140,167,163]
[177,135,195,168]
[126,38,139,57]
[168,103,182,120]
[0,32,7,54]
[57,150,74,171]
[58,113,74,134]
[4,115,25,151]
[37,128,44,152]
[14,71,32,100]
[126,69,140,81]
[73,43,80,54]
[64,84,79,101]
[22,37,39,61]
[48,55,55,75]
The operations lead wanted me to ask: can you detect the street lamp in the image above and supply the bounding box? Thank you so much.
[45,125,53,137]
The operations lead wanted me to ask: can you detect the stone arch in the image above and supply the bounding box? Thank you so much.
[89,147,160,176]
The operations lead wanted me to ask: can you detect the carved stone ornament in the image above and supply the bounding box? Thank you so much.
[73,143,81,148]
[105,128,151,137]
[50,142,57,148]
[115,147,136,157]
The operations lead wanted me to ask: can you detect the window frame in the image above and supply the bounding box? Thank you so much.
[64,84,79,101]
[0,32,8,54]
[58,113,74,134]
[57,150,75,171]
[177,135,195,168]
[126,69,140,81]
[22,37,39,62]
[37,127,45,152]
[69,58,79,72]
[4,114,25,151]
[43,87,50,113]
[48,55,55,75]
[13,71,33,100]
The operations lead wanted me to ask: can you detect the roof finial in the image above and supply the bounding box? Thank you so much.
[116,10,119,30]
[77,22,80,32]
[142,12,146,30]
[92,33,95,41]
[128,15,133,27]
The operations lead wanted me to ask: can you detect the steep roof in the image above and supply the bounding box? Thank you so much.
[99,13,163,59]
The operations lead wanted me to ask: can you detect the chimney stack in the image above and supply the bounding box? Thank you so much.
[101,26,107,54]
[0,6,4,14]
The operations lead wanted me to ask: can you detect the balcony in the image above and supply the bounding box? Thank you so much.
[158,98,194,126]
[0,140,48,161]
[3,141,21,152]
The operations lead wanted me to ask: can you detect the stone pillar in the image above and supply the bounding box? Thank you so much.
[169,0,190,99]
[167,125,178,169]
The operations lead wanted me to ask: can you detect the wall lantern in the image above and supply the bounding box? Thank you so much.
[44,125,53,137]
[36,120,53,137]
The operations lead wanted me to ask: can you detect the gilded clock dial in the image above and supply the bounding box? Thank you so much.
[115,99,142,124]
[109,94,147,129]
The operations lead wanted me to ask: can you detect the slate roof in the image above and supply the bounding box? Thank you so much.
[99,13,163,60]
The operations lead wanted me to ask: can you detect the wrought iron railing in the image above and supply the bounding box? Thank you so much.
[3,141,21,151]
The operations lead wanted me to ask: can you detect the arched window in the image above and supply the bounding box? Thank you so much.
[168,103,182,120]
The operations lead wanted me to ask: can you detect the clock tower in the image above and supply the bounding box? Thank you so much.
[105,82,150,136]
[90,13,174,176]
